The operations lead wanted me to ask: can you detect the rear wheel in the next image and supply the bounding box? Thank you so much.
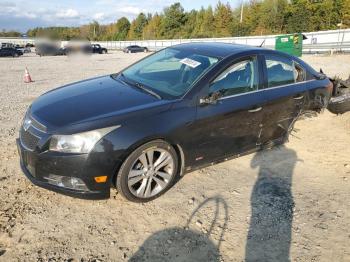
[328,77,350,114]
[328,89,350,114]
[116,140,178,202]
[13,53,19,57]
[128,50,131,54]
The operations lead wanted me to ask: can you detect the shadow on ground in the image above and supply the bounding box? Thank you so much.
[129,196,228,262]
[246,145,298,262]
[0,244,5,257]
[129,145,299,262]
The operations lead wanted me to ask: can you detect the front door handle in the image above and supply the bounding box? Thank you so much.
[248,107,262,113]
[293,94,304,100]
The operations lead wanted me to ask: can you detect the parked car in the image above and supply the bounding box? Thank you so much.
[92,44,107,54]
[15,45,31,53]
[36,44,66,56]
[123,45,148,53]
[64,44,107,55]
[64,44,92,55]
[18,42,345,202]
[25,43,35,48]
[0,47,23,57]
[1,42,14,48]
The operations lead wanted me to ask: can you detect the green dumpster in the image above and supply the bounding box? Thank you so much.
[275,33,303,57]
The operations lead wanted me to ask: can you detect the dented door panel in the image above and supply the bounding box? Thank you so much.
[193,91,266,166]
[259,90,310,145]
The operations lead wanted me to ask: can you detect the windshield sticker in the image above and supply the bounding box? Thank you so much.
[180,58,201,68]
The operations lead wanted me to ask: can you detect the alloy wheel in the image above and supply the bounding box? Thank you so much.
[127,148,175,198]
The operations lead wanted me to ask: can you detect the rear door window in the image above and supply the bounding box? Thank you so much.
[265,55,296,88]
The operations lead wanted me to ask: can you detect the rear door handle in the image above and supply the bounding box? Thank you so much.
[248,107,262,113]
[293,94,304,100]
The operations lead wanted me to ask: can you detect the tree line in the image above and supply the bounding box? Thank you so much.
[2,1,350,41]
[0,30,22,37]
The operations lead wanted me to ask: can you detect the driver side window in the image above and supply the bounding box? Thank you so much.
[209,57,259,97]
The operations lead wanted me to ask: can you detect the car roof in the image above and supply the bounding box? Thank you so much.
[171,42,263,58]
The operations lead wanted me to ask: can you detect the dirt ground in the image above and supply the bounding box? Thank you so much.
[0,51,349,262]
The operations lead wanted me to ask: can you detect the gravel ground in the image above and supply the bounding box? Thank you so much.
[0,51,349,262]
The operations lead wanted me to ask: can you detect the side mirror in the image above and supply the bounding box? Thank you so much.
[199,91,222,105]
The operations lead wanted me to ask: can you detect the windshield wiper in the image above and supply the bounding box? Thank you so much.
[119,73,161,100]
[133,82,162,100]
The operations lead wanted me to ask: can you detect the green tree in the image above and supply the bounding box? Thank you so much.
[128,13,148,39]
[115,17,130,40]
[0,30,21,37]
[285,0,313,32]
[343,0,350,26]
[22,0,350,41]
[308,0,340,31]
[193,6,215,38]
[182,9,198,38]
[257,0,288,34]
[202,6,215,37]
[214,2,233,37]
[80,21,102,40]
[160,2,186,38]
[143,14,162,39]
[235,0,263,36]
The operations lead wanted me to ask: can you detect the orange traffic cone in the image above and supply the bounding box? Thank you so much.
[24,67,33,83]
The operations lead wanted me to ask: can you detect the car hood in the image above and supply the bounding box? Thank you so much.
[30,75,167,131]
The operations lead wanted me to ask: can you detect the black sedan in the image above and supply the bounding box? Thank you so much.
[64,44,108,55]
[0,47,23,57]
[35,44,66,56]
[17,43,336,202]
[92,44,107,54]
[123,45,148,53]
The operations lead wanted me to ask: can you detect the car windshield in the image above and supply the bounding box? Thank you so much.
[121,48,219,99]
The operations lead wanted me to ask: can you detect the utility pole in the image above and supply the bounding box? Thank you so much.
[239,0,244,36]
[240,1,244,24]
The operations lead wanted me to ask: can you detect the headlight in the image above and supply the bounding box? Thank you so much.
[49,125,120,153]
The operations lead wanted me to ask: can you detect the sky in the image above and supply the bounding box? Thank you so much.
[0,0,239,32]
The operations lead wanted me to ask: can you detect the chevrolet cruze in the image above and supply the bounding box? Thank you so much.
[17,43,333,202]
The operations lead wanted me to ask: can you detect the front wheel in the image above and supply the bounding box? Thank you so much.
[116,140,178,202]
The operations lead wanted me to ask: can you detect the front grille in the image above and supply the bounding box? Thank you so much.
[30,115,47,132]
[20,128,40,151]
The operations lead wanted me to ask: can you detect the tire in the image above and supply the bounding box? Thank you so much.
[116,140,179,202]
[128,50,131,54]
[13,53,19,57]
[328,93,350,114]
[144,48,148,53]
[328,83,350,114]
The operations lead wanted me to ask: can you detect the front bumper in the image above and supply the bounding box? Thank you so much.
[17,139,111,200]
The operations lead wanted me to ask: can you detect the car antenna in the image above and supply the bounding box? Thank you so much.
[258,40,265,47]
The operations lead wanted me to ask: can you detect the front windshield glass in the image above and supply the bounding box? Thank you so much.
[121,48,219,99]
